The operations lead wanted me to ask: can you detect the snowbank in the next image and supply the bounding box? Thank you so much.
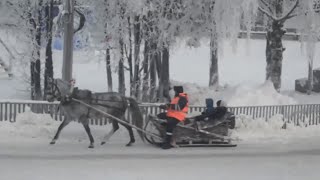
[226,81,297,106]
[0,109,60,140]
[171,80,297,106]
[231,114,320,143]
[1,109,320,145]
[0,109,139,143]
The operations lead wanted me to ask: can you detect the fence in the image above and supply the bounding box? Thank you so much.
[1,100,320,126]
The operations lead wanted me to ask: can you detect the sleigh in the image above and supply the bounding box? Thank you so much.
[59,94,237,148]
[143,112,237,147]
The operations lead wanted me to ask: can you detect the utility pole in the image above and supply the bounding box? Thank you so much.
[62,0,74,82]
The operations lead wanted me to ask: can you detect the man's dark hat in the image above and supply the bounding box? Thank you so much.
[173,86,184,94]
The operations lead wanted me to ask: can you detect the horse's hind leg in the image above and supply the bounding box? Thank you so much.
[123,124,135,147]
[101,121,119,145]
[50,119,70,145]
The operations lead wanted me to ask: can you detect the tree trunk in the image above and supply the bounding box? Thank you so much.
[118,3,126,95]
[142,40,150,102]
[106,48,113,92]
[127,17,133,96]
[307,60,313,95]
[118,39,126,95]
[265,0,285,92]
[44,1,54,100]
[265,20,285,92]
[156,49,161,80]
[149,42,158,102]
[162,46,170,102]
[209,30,218,89]
[30,60,35,100]
[34,0,43,100]
[158,45,170,102]
[29,0,43,100]
[133,15,142,99]
[149,57,157,102]
[27,0,36,100]
[104,0,113,92]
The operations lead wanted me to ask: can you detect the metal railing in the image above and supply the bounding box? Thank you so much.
[1,100,320,126]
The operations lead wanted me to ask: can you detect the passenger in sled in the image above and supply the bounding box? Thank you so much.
[195,98,236,130]
[195,99,228,122]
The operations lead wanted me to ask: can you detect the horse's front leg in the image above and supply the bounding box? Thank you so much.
[80,117,95,148]
[50,119,70,145]
[83,123,95,148]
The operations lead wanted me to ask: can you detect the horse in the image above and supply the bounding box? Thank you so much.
[47,78,144,148]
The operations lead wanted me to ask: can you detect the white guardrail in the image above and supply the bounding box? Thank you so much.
[0,100,319,126]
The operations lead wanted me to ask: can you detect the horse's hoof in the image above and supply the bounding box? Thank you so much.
[101,142,106,145]
[50,141,56,145]
[126,142,134,147]
[88,145,94,148]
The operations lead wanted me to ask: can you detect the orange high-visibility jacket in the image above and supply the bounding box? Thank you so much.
[166,93,189,121]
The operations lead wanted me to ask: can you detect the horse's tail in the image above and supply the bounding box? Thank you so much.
[127,97,144,142]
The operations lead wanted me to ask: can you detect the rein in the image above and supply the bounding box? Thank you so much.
[89,98,126,103]
[86,102,126,111]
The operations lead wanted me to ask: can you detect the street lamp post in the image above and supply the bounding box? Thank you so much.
[62,0,74,82]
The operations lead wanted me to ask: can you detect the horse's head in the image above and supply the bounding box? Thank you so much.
[46,78,74,102]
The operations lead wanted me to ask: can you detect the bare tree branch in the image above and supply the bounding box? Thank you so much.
[123,65,130,71]
[124,44,130,61]
[0,37,15,76]
[0,23,17,28]
[5,1,27,21]
[259,0,274,15]
[278,0,299,22]
[0,37,15,59]
[288,8,320,19]
[139,66,144,73]
[258,6,276,21]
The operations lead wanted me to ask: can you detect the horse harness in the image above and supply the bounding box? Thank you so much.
[69,88,127,115]
[50,80,128,117]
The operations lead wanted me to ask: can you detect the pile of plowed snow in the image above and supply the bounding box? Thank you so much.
[1,109,320,144]
[171,80,297,106]
[0,109,60,140]
[231,114,320,143]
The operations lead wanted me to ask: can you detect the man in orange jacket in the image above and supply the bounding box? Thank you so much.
[159,86,189,149]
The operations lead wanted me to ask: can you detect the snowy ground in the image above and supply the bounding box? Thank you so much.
[1,37,320,179]
[1,111,320,180]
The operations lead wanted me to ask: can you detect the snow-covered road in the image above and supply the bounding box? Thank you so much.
[1,138,320,180]
[1,111,320,180]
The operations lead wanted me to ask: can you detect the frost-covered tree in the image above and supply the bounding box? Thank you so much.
[85,0,320,101]
[89,0,260,100]
[174,0,258,89]
[0,0,45,100]
[0,0,86,100]
[89,0,145,96]
[258,0,320,92]
[298,0,320,94]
